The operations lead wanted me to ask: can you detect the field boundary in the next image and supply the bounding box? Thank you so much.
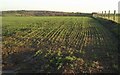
[92,16,120,53]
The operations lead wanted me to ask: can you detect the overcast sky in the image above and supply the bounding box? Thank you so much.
[0,0,119,13]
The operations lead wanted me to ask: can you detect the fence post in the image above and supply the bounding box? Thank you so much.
[105,11,106,18]
[108,10,110,19]
[102,11,103,18]
[113,10,116,21]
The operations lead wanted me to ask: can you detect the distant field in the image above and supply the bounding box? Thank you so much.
[2,16,118,73]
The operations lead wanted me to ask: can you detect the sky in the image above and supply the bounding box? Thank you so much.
[0,0,119,13]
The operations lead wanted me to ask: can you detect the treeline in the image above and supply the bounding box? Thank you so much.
[2,10,92,16]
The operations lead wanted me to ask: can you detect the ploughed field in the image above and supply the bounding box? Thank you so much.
[2,17,118,73]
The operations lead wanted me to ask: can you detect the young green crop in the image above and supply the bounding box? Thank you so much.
[2,16,118,73]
